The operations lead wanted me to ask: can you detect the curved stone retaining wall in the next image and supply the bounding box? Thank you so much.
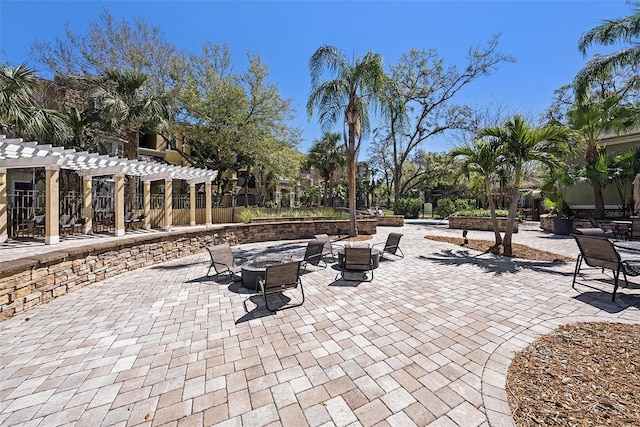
[0,219,376,322]
[448,216,518,233]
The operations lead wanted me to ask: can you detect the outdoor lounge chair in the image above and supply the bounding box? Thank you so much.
[572,233,640,301]
[300,239,327,272]
[314,234,337,262]
[206,243,242,281]
[340,246,373,282]
[374,232,404,259]
[588,218,615,239]
[245,260,304,312]
[59,214,74,234]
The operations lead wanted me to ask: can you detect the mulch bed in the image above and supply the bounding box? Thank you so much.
[424,235,574,262]
[507,322,640,426]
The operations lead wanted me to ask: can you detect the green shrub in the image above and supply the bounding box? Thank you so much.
[433,198,476,218]
[452,208,509,217]
[237,208,339,223]
[393,198,422,218]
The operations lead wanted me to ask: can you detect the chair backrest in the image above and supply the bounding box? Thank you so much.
[314,234,332,255]
[59,214,71,226]
[262,261,301,293]
[384,233,403,254]
[207,243,235,272]
[574,227,608,238]
[304,240,325,265]
[572,233,621,271]
[344,246,372,271]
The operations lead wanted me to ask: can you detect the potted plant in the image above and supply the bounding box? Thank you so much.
[541,167,575,235]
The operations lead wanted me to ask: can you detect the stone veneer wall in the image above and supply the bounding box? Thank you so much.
[539,215,592,233]
[0,219,376,322]
[375,215,404,227]
[448,216,518,233]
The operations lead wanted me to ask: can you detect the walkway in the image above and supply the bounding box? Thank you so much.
[0,222,638,426]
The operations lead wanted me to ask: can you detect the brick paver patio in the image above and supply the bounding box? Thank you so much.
[0,222,638,426]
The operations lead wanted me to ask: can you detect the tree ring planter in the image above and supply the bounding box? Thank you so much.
[448,216,518,233]
[552,216,573,235]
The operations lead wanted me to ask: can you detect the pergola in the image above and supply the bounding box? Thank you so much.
[0,136,218,244]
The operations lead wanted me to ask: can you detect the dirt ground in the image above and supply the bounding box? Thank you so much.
[423,235,639,426]
[423,235,574,262]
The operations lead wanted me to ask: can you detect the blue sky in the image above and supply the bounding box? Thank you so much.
[0,1,633,156]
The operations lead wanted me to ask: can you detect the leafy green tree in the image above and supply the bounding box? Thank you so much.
[307,45,385,236]
[92,68,171,209]
[610,146,640,214]
[378,36,514,200]
[0,63,69,141]
[304,185,323,207]
[566,96,637,218]
[574,3,640,101]
[477,115,572,256]
[178,44,301,189]
[307,132,345,207]
[451,139,506,251]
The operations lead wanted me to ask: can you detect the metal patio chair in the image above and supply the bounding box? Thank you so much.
[572,233,640,301]
[300,239,327,272]
[374,232,404,259]
[206,243,242,281]
[314,234,337,262]
[245,260,305,312]
[340,246,374,282]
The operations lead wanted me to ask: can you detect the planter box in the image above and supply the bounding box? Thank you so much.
[553,216,573,235]
[448,216,518,233]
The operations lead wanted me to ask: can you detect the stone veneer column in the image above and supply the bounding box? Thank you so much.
[45,167,60,245]
[114,174,125,236]
[0,169,7,243]
[83,177,92,234]
[143,181,151,230]
[189,183,196,226]
[205,181,212,227]
[164,179,173,231]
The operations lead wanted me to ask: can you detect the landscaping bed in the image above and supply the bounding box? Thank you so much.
[507,322,640,426]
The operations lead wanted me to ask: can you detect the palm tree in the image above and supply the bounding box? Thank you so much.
[574,3,640,100]
[451,139,506,252]
[477,115,572,256]
[92,69,171,209]
[307,132,346,207]
[307,46,385,236]
[567,96,637,218]
[0,63,69,141]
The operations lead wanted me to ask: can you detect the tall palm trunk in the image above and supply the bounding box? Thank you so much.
[486,181,502,252]
[124,129,139,212]
[502,175,521,257]
[347,151,357,237]
[593,185,605,219]
[323,172,330,207]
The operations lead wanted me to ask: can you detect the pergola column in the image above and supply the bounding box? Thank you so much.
[45,167,60,245]
[189,183,196,226]
[164,179,173,231]
[143,181,151,230]
[114,174,125,236]
[0,169,7,243]
[83,177,92,234]
[205,181,212,227]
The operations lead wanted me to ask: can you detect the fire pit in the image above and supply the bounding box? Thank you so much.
[241,257,287,290]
